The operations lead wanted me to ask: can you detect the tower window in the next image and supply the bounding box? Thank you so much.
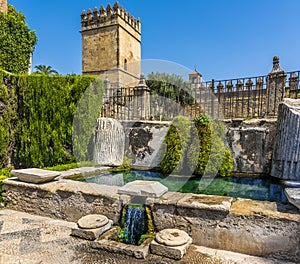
[124,59,128,71]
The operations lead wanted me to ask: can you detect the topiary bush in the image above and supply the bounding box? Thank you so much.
[161,114,233,177]
[160,116,192,175]
[191,114,233,177]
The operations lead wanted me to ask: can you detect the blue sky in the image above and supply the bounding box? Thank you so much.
[8,0,300,81]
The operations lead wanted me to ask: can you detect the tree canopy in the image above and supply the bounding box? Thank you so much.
[0,5,37,73]
[146,72,195,105]
[34,65,59,75]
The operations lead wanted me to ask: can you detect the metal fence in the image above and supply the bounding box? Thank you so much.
[100,70,300,121]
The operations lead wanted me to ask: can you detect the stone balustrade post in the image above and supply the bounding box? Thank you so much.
[266,56,287,116]
[134,74,151,120]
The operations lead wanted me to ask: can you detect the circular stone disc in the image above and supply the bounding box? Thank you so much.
[77,214,109,229]
[155,229,190,246]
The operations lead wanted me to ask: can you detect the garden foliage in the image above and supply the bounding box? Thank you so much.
[0,70,103,169]
[161,114,233,176]
[0,5,37,73]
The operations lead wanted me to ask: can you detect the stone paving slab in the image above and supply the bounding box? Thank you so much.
[11,168,61,183]
[285,188,300,210]
[0,209,296,264]
[118,180,168,198]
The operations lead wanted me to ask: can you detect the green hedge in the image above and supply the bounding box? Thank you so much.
[160,116,192,175]
[0,71,103,169]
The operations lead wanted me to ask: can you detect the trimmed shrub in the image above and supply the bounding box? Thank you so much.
[0,70,103,169]
[160,116,192,175]
[161,114,233,177]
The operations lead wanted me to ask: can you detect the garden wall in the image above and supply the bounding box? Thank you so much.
[122,119,277,176]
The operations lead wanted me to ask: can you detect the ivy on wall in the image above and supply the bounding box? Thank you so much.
[0,5,37,73]
[0,70,103,169]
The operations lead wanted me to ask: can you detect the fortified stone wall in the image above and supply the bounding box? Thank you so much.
[81,2,141,87]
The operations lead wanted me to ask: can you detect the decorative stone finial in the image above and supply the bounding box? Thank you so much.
[100,6,106,16]
[270,55,284,73]
[139,73,146,86]
[81,10,87,21]
[113,1,120,12]
[106,3,113,15]
[93,7,99,18]
[87,8,93,20]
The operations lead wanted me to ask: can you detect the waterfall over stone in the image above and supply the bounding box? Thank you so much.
[119,204,148,245]
[93,118,125,166]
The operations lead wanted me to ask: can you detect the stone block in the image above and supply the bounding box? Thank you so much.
[117,180,168,198]
[150,229,192,260]
[11,168,61,183]
[92,228,152,259]
[285,188,300,210]
[71,220,113,240]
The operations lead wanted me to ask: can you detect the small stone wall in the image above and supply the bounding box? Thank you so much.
[225,119,277,175]
[121,121,170,170]
[3,178,300,262]
[122,119,277,176]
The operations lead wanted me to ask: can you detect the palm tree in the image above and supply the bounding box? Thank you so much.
[33,65,59,75]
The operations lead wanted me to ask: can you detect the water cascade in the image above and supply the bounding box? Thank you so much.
[93,118,125,166]
[118,204,154,245]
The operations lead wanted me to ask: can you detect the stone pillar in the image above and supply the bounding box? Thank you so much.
[271,99,300,180]
[134,74,151,120]
[266,56,287,116]
[0,0,7,13]
[93,118,125,166]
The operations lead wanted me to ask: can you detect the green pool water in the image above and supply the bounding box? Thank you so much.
[79,170,287,203]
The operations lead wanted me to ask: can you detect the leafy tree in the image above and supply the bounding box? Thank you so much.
[0,5,37,73]
[33,65,59,75]
[146,72,195,120]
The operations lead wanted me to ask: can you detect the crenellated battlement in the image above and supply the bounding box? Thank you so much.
[81,1,141,33]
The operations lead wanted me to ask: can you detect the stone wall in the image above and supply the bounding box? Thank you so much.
[0,0,7,13]
[3,178,300,262]
[81,3,141,87]
[121,119,277,176]
[121,121,170,170]
[271,99,300,180]
[225,119,277,176]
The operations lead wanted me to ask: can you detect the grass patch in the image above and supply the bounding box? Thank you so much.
[0,168,12,203]
[43,161,94,171]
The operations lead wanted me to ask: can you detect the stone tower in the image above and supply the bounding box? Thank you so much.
[0,0,7,13]
[81,2,141,87]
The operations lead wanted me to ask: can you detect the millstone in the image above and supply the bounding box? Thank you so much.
[155,229,190,246]
[77,214,109,229]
